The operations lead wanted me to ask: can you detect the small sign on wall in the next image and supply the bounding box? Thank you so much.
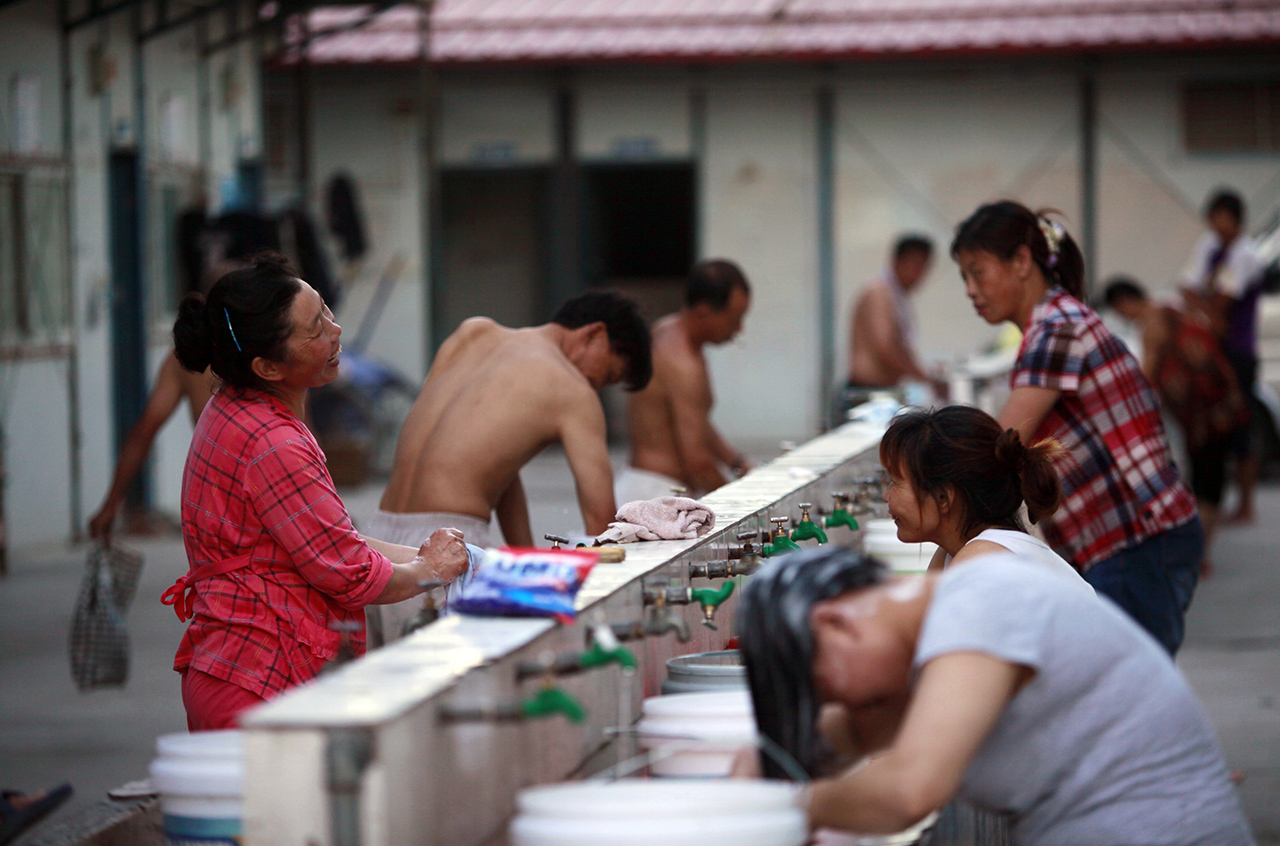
[611,137,660,159]
[471,141,517,163]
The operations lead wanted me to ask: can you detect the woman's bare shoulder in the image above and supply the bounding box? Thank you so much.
[951,539,1010,565]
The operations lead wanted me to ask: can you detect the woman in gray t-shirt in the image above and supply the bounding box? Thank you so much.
[737,548,1252,845]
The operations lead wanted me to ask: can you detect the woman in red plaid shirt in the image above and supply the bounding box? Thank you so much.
[166,254,470,730]
[951,201,1202,655]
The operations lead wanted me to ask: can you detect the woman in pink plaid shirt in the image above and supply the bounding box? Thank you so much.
[951,201,1202,655]
[165,254,470,730]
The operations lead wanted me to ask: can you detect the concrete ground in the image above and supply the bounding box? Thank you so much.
[1,448,1278,843]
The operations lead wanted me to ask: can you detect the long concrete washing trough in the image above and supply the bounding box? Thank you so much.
[239,418,1005,846]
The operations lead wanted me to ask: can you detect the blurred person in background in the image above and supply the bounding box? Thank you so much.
[1181,189,1266,525]
[1104,278,1247,575]
[164,254,468,729]
[953,201,1201,655]
[736,549,1253,845]
[620,259,752,502]
[846,235,938,397]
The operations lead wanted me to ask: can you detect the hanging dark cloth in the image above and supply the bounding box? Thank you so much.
[325,172,368,262]
[279,206,340,309]
[176,206,208,295]
[212,210,280,262]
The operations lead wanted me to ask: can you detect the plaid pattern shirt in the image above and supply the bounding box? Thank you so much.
[1013,289,1197,571]
[173,387,393,699]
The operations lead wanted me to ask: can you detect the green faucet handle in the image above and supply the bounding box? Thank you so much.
[579,641,637,671]
[692,581,735,610]
[824,510,859,531]
[521,687,587,723]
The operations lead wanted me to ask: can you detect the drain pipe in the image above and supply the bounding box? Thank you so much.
[327,727,375,846]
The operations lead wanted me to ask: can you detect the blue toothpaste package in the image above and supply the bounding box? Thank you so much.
[453,547,599,623]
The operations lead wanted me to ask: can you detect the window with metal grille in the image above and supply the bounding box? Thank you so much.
[1183,81,1280,153]
[0,166,70,341]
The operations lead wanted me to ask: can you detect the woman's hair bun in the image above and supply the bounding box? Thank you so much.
[994,427,1027,474]
[173,291,212,373]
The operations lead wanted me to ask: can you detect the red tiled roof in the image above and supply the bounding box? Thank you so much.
[294,0,1280,65]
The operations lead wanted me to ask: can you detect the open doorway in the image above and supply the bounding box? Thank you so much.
[582,162,695,320]
[582,162,696,441]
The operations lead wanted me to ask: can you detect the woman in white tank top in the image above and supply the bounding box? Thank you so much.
[878,405,1092,593]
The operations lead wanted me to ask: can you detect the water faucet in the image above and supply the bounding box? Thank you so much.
[691,582,735,629]
[762,517,800,557]
[725,530,764,574]
[544,533,570,550]
[824,492,859,531]
[400,579,444,638]
[609,612,693,643]
[790,503,829,544]
[515,641,637,682]
[319,620,365,675]
[439,686,587,724]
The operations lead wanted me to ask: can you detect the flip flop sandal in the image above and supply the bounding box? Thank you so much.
[0,784,73,846]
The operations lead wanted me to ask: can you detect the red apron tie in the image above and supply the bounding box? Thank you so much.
[161,555,253,622]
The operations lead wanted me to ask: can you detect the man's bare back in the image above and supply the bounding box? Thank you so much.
[380,315,629,545]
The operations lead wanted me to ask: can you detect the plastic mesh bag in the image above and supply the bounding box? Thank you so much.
[103,544,144,612]
[68,547,132,691]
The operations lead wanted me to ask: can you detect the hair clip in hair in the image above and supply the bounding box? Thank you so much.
[1037,217,1064,262]
[224,307,243,353]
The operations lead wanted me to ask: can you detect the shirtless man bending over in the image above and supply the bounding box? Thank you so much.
[620,259,752,502]
[367,290,651,643]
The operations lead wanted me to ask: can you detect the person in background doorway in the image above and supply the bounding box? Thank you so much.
[369,290,652,644]
[735,549,1253,844]
[166,254,469,730]
[1104,278,1247,575]
[87,353,214,544]
[847,234,936,392]
[954,200,1202,655]
[620,259,752,502]
[1181,189,1266,525]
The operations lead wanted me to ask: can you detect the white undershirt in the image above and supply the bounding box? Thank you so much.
[945,528,1095,596]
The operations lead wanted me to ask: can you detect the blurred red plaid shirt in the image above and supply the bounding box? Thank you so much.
[1013,289,1197,571]
[173,387,392,699]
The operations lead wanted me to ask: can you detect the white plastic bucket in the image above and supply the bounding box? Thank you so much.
[861,519,937,574]
[636,689,756,777]
[149,730,243,845]
[662,650,746,695]
[510,779,807,846]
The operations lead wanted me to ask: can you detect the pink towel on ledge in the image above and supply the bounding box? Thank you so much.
[596,496,717,544]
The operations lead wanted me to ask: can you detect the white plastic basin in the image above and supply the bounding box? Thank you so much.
[862,519,937,573]
[636,689,756,777]
[510,779,808,846]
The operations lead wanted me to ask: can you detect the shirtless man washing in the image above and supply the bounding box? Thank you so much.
[847,234,934,390]
[367,290,652,643]
[620,259,752,502]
